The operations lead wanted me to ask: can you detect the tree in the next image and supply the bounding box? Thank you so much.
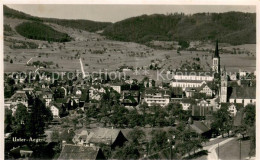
[5,108,13,126]
[26,98,53,138]
[112,142,140,159]
[51,130,60,142]
[149,130,169,152]
[211,105,232,137]
[10,59,13,64]
[128,127,145,145]
[139,102,148,115]
[72,118,79,129]
[244,104,255,126]
[12,104,29,138]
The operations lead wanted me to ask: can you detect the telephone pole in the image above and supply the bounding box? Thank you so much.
[218,143,219,160]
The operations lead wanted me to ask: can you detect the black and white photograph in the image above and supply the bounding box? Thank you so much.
[2,1,258,160]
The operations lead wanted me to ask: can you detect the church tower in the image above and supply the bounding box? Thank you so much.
[220,67,228,103]
[212,40,220,73]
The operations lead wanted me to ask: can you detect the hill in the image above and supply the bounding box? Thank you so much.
[4,5,112,32]
[103,12,256,45]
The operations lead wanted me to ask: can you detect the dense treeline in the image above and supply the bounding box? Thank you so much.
[103,12,256,45]
[4,5,112,32]
[15,22,71,42]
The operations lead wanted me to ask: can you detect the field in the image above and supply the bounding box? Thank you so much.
[4,17,256,77]
[218,138,252,160]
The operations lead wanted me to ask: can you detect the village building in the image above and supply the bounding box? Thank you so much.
[86,128,128,149]
[42,91,53,107]
[73,130,89,146]
[192,100,213,117]
[170,80,206,90]
[143,89,170,107]
[189,121,212,138]
[172,71,214,82]
[9,90,29,108]
[229,87,256,107]
[58,144,106,160]
[110,84,121,94]
[120,90,140,107]
[197,83,214,97]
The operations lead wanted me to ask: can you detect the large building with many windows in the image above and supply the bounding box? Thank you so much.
[143,90,170,107]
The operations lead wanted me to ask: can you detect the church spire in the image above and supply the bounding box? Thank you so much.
[214,40,219,58]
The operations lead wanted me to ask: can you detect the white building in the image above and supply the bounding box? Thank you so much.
[172,71,214,82]
[198,83,214,97]
[170,80,206,90]
[144,91,170,107]
[227,104,238,117]
[110,85,121,94]
[89,87,105,101]
[42,92,53,107]
[50,104,60,118]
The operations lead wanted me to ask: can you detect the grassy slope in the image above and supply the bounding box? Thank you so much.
[103,12,256,45]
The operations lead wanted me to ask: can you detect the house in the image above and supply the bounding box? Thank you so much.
[239,69,248,78]
[110,84,121,94]
[189,121,212,138]
[184,88,196,98]
[143,78,154,88]
[220,103,243,117]
[58,144,106,160]
[180,98,195,110]
[229,73,238,81]
[87,128,128,149]
[197,83,214,97]
[143,89,170,107]
[73,130,89,146]
[22,88,34,95]
[229,87,256,107]
[42,91,53,107]
[89,86,105,101]
[121,90,140,107]
[10,90,28,108]
[49,103,62,118]
[10,145,33,159]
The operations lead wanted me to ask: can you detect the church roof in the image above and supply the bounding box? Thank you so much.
[230,87,256,99]
[213,40,220,58]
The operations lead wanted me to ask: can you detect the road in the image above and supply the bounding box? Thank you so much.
[205,137,234,160]
[27,57,34,65]
[79,58,86,78]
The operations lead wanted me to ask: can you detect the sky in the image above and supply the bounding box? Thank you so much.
[6,4,256,23]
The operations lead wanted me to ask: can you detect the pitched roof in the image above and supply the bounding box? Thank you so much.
[10,91,28,100]
[88,128,124,145]
[58,144,101,160]
[230,87,256,99]
[189,121,210,134]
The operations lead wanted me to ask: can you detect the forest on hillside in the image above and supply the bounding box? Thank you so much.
[103,12,256,45]
[16,22,71,42]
